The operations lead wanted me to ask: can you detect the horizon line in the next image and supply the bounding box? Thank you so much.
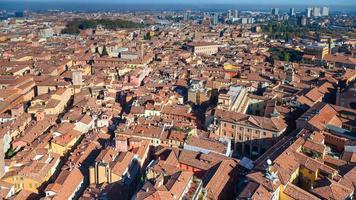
[1,0,356,6]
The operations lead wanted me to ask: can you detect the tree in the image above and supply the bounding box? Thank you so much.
[143,32,152,40]
[282,51,290,62]
[173,41,182,46]
[101,45,108,56]
[61,18,143,35]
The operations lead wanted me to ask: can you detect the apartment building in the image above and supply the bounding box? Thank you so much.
[211,109,287,157]
[186,42,219,55]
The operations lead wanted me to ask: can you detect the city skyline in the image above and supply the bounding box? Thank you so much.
[1,1,355,13]
[6,0,356,5]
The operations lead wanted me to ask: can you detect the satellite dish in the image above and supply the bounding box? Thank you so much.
[267,159,272,165]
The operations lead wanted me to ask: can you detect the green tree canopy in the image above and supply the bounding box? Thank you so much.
[283,51,290,62]
[101,45,108,56]
[61,18,144,35]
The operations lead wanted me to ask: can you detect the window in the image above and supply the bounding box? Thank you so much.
[263,131,267,136]
[247,128,251,132]
[224,123,227,127]
[255,130,260,135]
[232,124,235,129]
[223,130,226,136]
[239,135,242,141]
[240,127,244,131]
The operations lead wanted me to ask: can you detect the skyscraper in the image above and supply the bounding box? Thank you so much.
[289,8,295,17]
[248,18,255,24]
[241,18,248,24]
[184,11,189,21]
[299,16,307,26]
[228,10,233,19]
[282,14,289,21]
[313,7,321,17]
[212,13,219,25]
[233,10,239,18]
[271,8,279,16]
[322,7,329,17]
[306,7,312,18]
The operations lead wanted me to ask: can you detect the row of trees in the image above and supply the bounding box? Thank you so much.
[263,19,348,41]
[61,18,143,35]
[269,47,303,63]
[263,20,309,41]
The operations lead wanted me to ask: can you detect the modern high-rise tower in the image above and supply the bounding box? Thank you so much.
[184,11,189,21]
[322,7,329,16]
[306,7,312,18]
[299,16,307,26]
[212,13,219,25]
[233,10,239,18]
[228,10,233,19]
[313,7,321,17]
[271,8,279,16]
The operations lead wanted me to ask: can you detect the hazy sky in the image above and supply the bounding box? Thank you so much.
[6,0,356,5]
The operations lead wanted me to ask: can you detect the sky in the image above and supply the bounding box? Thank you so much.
[5,0,356,5]
[1,0,355,12]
